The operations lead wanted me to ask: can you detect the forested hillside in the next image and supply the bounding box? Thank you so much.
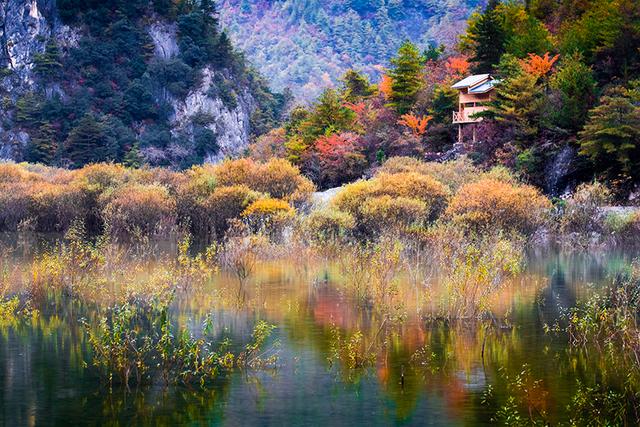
[219,0,483,99]
[0,0,288,168]
[248,0,640,196]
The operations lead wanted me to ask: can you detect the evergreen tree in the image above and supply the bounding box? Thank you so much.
[123,143,143,168]
[578,86,640,179]
[64,114,108,167]
[26,122,57,164]
[340,69,373,102]
[423,43,445,62]
[388,41,424,114]
[430,85,458,124]
[468,0,507,73]
[300,89,355,143]
[551,53,597,131]
[490,71,545,144]
[33,41,62,80]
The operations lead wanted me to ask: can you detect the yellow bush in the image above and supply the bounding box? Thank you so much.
[30,182,88,231]
[373,172,449,215]
[252,158,315,203]
[302,208,355,242]
[101,184,177,236]
[242,198,295,235]
[0,162,41,183]
[332,171,448,235]
[445,178,551,234]
[71,163,130,194]
[332,180,376,214]
[0,182,34,230]
[359,195,428,231]
[203,185,262,236]
[242,198,294,218]
[212,158,314,203]
[380,156,479,192]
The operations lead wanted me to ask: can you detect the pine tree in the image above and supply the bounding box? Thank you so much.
[551,53,596,131]
[33,41,62,80]
[388,41,424,115]
[469,0,507,73]
[123,143,143,168]
[340,69,373,102]
[490,72,545,144]
[578,86,640,179]
[65,114,108,167]
[26,122,57,164]
[300,89,355,143]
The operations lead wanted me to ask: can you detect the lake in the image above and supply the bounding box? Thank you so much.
[0,235,637,426]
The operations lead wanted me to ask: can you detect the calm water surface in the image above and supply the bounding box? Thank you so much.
[0,237,636,426]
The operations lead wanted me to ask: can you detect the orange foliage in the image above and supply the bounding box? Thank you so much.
[379,74,393,99]
[519,52,559,77]
[344,101,378,129]
[445,178,551,234]
[446,56,470,76]
[398,113,432,136]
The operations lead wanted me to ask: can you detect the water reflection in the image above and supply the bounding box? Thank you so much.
[1,239,638,425]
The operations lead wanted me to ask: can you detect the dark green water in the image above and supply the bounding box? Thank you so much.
[0,242,637,426]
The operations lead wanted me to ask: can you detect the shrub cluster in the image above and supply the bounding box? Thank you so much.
[317,157,550,239]
[0,159,314,238]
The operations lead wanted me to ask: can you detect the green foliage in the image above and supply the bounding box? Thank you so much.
[490,72,545,144]
[578,86,640,180]
[551,53,597,131]
[340,69,374,102]
[388,41,424,114]
[466,0,507,73]
[296,89,355,143]
[64,114,109,167]
[33,41,62,80]
[429,84,458,124]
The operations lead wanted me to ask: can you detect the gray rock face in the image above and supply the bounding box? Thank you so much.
[170,66,253,160]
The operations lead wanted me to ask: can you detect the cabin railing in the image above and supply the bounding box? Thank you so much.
[452,109,485,124]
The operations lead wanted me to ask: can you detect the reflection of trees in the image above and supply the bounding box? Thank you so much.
[0,314,234,425]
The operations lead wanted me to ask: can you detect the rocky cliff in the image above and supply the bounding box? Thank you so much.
[0,0,282,167]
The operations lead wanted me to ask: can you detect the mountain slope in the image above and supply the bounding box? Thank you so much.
[0,0,286,167]
[220,0,484,99]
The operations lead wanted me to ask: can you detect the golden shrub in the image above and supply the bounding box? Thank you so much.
[242,198,296,235]
[130,167,183,192]
[71,163,130,194]
[445,178,551,234]
[0,182,34,230]
[302,208,356,242]
[332,171,447,235]
[253,158,315,203]
[242,198,294,219]
[30,182,88,231]
[202,185,262,236]
[101,184,177,236]
[560,182,611,234]
[359,195,427,231]
[0,162,41,183]
[373,172,449,216]
[380,156,481,192]
[332,180,376,214]
[212,158,314,203]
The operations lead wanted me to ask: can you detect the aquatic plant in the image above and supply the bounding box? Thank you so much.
[566,265,640,371]
[338,237,404,311]
[85,303,276,389]
[433,229,524,320]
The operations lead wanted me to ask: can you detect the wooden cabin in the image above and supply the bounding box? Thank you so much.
[451,74,498,144]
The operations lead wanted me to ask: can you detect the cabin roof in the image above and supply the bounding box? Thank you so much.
[468,79,498,94]
[451,74,490,89]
